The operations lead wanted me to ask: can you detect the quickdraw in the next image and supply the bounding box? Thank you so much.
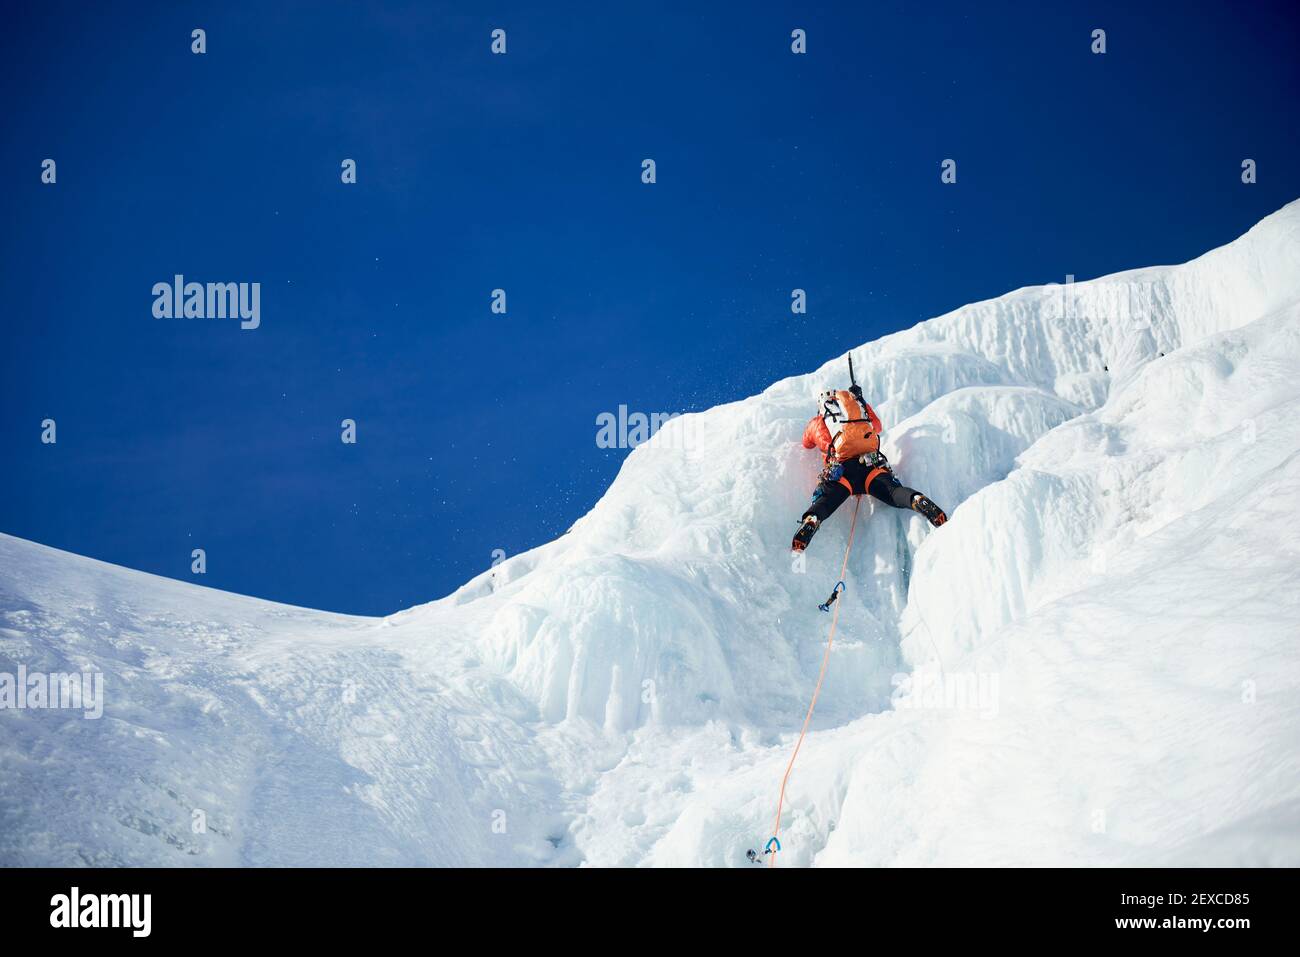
[818,580,846,613]
[745,836,781,864]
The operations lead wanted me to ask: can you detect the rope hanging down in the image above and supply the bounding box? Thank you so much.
[766,494,862,867]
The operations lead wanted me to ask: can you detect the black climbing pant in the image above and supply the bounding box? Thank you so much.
[802,456,922,523]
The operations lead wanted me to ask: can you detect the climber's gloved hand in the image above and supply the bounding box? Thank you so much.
[849,384,865,405]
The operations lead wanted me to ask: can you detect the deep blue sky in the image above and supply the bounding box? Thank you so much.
[2,1,1297,614]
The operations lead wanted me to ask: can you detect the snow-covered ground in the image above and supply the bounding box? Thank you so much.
[3,201,1299,867]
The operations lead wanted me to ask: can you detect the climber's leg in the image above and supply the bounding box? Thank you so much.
[867,470,916,508]
[793,478,849,551]
[868,470,947,527]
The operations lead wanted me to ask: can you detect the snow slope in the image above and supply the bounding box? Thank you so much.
[3,201,1299,867]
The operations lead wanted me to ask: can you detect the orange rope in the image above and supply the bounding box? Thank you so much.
[768,495,862,867]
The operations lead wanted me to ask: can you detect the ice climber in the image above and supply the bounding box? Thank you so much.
[792,382,948,552]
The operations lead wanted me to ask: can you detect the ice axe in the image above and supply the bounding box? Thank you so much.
[847,352,864,404]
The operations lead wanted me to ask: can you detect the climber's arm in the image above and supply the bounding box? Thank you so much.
[847,384,882,432]
[864,403,882,433]
[801,415,832,452]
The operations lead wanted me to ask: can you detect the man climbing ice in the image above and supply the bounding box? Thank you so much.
[792,375,947,552]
